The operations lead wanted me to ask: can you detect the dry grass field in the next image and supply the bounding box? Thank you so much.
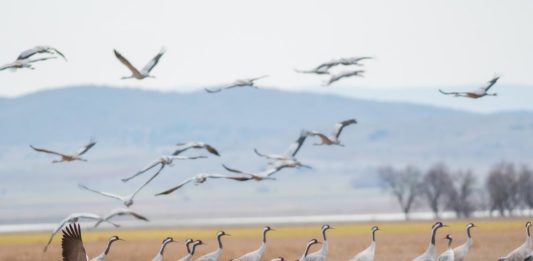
[0,219,529,260]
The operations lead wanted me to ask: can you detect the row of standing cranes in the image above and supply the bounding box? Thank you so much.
[60,221,520,261]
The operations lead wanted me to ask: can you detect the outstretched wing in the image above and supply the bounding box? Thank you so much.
[205,87,222,93]
[249,75,269,82]
[141,47,166,75]
[17,47,41,60]
[122,159,162,182]
[18,46,67,61]
[0,62,16,71]
[222,164,246,174]
[254,148,275,159]
[78,184,122,201]
[75,139,96,157]
[155,177,194,196]
[484,76,500,91]
[28,56,58,64]
[438,89,463,96]
[61,223,87,261]
[285,130,309,157]
[204,144,220,156]
[332,119,357,139]
[308,131,332,144]
[44,217,71,252]
[131,164,166,198]
[30,145,67,157]
[114,49,141,75]
[127,211,149,222]
[169,155,207,161]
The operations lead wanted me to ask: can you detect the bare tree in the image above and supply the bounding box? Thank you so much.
[519,165,533,215]
[447,170,477,218]
[379,165,422,220]
[420,163,454,218]
[486,162,520,216]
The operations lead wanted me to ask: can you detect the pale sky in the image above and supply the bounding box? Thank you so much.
[1,0,533,98]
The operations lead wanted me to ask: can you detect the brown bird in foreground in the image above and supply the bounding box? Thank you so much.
[61,223,88,261]
[61,223,123,261]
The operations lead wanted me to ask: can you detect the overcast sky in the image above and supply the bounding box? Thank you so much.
[1,0,532,100]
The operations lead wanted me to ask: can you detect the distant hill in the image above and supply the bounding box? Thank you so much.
[0,86,532,223]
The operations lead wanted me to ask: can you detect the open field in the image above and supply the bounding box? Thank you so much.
[0,219,529,261]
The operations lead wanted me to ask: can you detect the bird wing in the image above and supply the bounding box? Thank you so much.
[222,164,246,174]
[0,62,16,71]
[316,59,340,70]
[332,119,357,139]
[49,47,67,61]
[484,76,500,91]
[131,164,166,198]
[285,130,309,157]
[308,131,332,144]
[438,89,463,96]
[325,74,342,85]
[155,178,194,196]
[172,143,192,156]
[122,159,162,182]
[107,209,149,222]
[30,145,68,157]
[17,46,42,60]
[78,184,123,201]
[48,47,67,61]
[127,210,150,222]
[113,49,141,75]
[250,75,269,82]
[75,140,96,156]
[141,47,166,75]
[61,223,88,261]
[18,46,66,61]
[170,155,207,161]
[253,148,277,160]
[205,87,222,93]
[224,175,254,181]
[204,144,220,156]
[44,217,71,252]
[28,56,58,63]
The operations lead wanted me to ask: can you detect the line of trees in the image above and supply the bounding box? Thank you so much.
[378,161,533,220]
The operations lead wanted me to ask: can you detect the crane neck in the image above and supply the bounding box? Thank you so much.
[430,226,440,246]
[527,225,531,238]
[303,242,315,258]
[190,243,200,255]
[467,226,473,239]
[159,241,171,256]
[322,228,328,241]
[263,229,269,243]
[104,238,118,255]
[217,234,224,249]
[372,230,377,242]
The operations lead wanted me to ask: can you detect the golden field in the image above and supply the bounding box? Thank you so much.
[0,219,529,260]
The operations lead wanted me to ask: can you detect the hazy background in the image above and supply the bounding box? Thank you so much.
[1,0,532,226]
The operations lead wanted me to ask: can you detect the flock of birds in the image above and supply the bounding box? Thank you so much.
[2,45,506,261]
[57,221,533,261]
[1,45,502,97]
[30,118,358,252]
